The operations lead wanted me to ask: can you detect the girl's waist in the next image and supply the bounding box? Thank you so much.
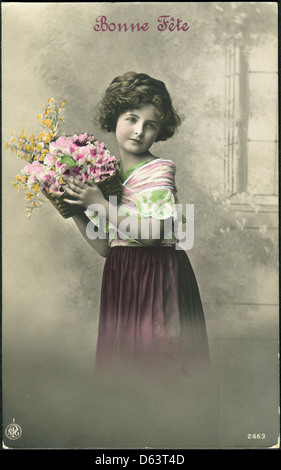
[109,239,176,249]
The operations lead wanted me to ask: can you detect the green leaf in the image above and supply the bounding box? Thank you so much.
[59,155,76,168]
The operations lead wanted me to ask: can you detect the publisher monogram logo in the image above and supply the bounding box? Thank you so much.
[5,419,22,440]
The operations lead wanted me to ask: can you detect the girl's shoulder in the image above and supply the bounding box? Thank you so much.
[144,157,176,173]
[137,158,177,181]
[151,157,175,165]
[123,157,176,187]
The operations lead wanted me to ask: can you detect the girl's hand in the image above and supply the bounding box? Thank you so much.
[64,179,107,211]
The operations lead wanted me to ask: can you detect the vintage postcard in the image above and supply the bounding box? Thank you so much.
[2,2,279,452]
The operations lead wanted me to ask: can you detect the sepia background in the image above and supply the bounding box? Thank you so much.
[2,2,279,449]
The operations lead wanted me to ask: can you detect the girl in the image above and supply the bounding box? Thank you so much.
[63,72,209,381]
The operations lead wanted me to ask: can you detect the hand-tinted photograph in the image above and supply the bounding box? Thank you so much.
[2,2,279,450]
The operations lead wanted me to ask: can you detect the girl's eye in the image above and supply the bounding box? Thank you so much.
[127,117,137,123]
[146,123,157,130]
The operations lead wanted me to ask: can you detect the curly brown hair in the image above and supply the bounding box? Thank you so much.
[98,72,182,142]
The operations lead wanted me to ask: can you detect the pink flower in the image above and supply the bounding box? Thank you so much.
[22,161,44,176]
[69,146,77,154]
[71,167,80,176]
[49,137,68,151]
[49,180,61,192]
[42,170,57,181]
[44,154,57,166]
[75,149,88,162]
[56,163,69,174]
[72,133,94,146]
[26,175,37,186]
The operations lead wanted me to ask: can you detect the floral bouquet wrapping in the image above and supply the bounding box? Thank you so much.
[5,99,122,218]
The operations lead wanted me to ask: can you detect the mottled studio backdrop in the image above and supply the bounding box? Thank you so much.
[2,2,279,449]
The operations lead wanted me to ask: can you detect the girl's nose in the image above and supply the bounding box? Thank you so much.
[134,123,144,137]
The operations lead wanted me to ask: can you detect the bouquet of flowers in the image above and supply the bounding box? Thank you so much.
[5,99,122,218]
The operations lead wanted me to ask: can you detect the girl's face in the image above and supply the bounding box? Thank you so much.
[115,104,161,158]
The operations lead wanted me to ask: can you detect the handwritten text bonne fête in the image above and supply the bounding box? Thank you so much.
[93,15,190,32]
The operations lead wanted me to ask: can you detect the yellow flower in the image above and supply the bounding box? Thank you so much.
[48,98,54,104]
[39,149,49,161]
[41,119,52,128]
[37,114,43,119]
[37,131,46,141]
[60,100,66,107]
[5,141,9,149]
[59,176,65,185]
[43,133,53,143]
[20,129,26,140]
[44,107,54,116]
[33,183,40,193]
[29,133,34,143]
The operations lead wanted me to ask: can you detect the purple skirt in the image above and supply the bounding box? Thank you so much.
[96,246,209,378]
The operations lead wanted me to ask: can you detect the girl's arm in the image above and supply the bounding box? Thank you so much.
[64,181,165,247]
[71,211,110,258]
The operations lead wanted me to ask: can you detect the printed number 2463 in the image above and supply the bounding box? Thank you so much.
[247,434,265,439]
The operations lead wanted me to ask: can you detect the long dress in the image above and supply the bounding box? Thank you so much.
[86,158,209,381]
